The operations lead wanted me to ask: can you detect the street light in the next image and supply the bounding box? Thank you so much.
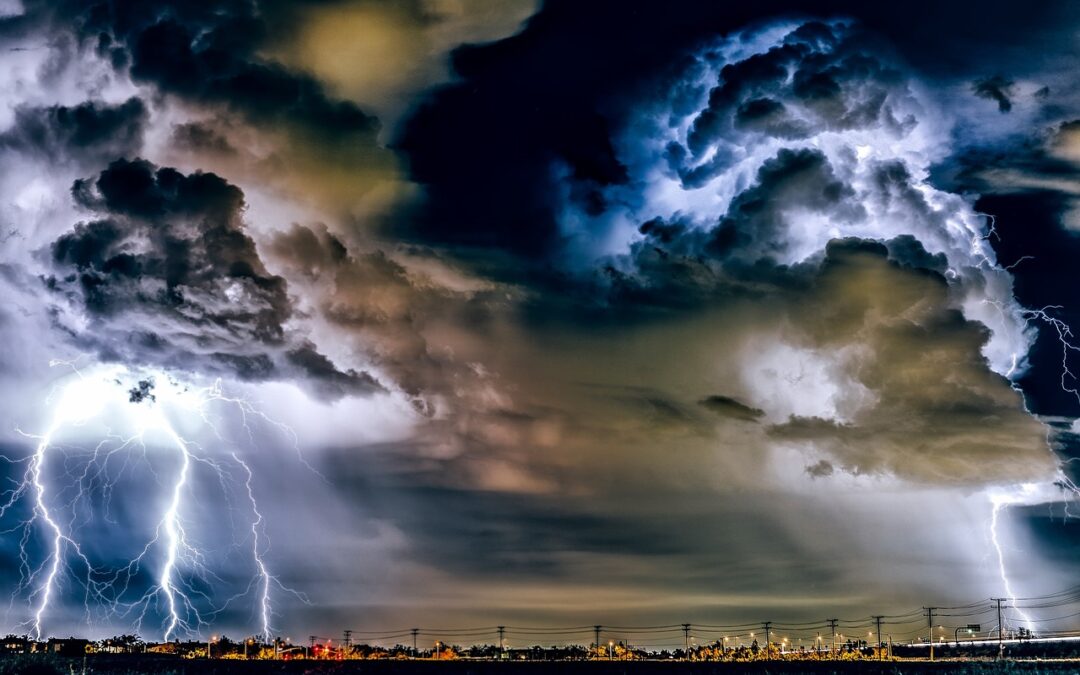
[207,635,217,660]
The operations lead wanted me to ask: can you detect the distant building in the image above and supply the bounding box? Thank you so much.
[46,638,90,656]
[0,635,30,655]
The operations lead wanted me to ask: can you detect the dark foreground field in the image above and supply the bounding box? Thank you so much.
[3,658,1080,675]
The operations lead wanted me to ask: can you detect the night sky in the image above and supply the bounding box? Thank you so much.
[1,0,1079,647]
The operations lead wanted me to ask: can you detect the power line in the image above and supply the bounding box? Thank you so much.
[324,582,1080,652]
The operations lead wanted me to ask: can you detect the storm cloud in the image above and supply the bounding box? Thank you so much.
[973,75,1016,113]
[765,239,1054,484]
[0,0,1077,645]
[698,395,765,422]
[46,158,382,398]
[0,97,148,166]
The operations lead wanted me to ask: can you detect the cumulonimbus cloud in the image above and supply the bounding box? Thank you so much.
[45,158,383,399]
[551,20,1057,486]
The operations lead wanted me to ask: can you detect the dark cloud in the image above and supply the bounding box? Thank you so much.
[683,25,907,180]
[46,158,382,397]
[597,240,735,313]
[170,121,236,155]
[266,222,512,412]
[325,446,846,597]
[708,148,862,260]
[733,97,808,139]
[0,97,147,165]
[39,0,381,146]
[284,342,382,401]
[972,75,1015,112]
[358,483,670,578]
[127,377,155,403]
[883,234,949,274]
[397,0,1079,273]
[600,147,864,309]
[265,223,352,286]
[128,18,378,141]
[804,459,834,477]
[698,395,765,422]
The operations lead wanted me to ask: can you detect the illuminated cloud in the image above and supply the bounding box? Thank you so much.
[265,0,538,127]
[0,0,1077,644]
[46,158,383,399]
[533,22,1049,485]
[762,239,1054,484]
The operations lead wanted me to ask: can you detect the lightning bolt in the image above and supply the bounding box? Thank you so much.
[234,453,271,642]
[2,367,101,640]
[989,491,1037,634]
[1017,306,1080,405]
[1,362,308,642]
[28,423,82,641]
[974,224,1080,637]
[155,418,195,642]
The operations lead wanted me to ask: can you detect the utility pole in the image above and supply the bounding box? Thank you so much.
[411,629,419,658]
[309,635,316,660]
[594,626,601,659]
[827,619,838,657]
[763,622,772,660]
[992,598,1006,660]
[497,626,505,657]
[924,608,937,662]
[873,616,883,661]
[682,624,690,659]
[343,630,352,653]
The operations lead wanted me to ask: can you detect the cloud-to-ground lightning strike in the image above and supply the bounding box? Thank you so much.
[975,220,1080,637]
[990,490,1038,633]
[234,453,272,642]
[2,371,102,641]
[999,363,1080,633]
[0,362,306,641]
[28,421,85,641]
[154,418,194,642]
